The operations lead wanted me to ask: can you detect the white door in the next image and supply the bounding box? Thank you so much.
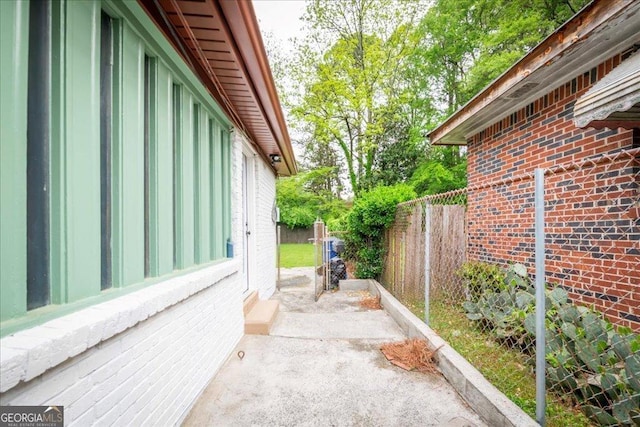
[242,153,252,293]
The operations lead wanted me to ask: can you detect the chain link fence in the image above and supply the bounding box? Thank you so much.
[380,148,640,426]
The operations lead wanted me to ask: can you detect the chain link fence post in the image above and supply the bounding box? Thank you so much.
[535,168,546,426]
[424,200,431,325]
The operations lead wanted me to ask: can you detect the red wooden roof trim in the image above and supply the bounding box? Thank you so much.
[217,0,297,175]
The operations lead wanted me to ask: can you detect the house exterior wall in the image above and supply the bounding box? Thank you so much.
[1,0,278,423]
[232,133,278,300]
[254,159,278,299]
[0,262,243,425]
[466,49,640,329]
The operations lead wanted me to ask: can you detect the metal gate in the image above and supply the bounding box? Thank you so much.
[313,220,348,301]
[313,220,327,301]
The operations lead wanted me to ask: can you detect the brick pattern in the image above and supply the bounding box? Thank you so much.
[466,49,640,330]
[254,160,277,299]
[0,268,243,425]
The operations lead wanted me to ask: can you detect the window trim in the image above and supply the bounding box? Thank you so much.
[100,10,114,290]
[27,0,52,309]
[1,0,236,336]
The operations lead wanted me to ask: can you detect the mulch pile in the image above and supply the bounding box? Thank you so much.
[360,294,382,310]
[380,339,440,374]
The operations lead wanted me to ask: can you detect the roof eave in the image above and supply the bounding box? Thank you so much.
[428,0,640,145]
[218,0,297,176]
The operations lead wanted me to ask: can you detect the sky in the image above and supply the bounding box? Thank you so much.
[252,0,308,160]
[252,0,307,49]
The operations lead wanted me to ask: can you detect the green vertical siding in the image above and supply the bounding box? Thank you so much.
[193,104,201,263]
[146,56,159,277]
[113,22,145,287]
[211,124,224,259]
[59,0,102,302]
[1,0,236,333]
[0,1,29,320]
[180,92,195,268]
[222,130,232,247]
[197,111,211,263]
[156,65,173,275]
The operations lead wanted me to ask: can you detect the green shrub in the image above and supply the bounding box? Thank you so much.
[345,184,416,279]
[460,262,640,426]
[458,261,506,301]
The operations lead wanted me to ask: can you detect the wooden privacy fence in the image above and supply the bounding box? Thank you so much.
[382,199,466,305]
[279,226,314,244]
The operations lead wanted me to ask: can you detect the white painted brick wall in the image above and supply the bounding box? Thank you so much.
[254,159,277,299]
[231,131,277,300]
[0,261,244,426]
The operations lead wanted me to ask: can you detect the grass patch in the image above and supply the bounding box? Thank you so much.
[278,243,315,268]
[403,298,591,427]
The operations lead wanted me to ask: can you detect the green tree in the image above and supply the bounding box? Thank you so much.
[464,0,589,99]
[290,0,425,197]
[405,0,488,115]
[410,146,467,196]
[408,0,589,111]
[276,168,347,229]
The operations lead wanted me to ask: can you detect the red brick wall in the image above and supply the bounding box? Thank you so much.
[466,49,640,330]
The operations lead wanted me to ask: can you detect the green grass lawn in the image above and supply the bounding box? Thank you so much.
[403,298,591,427]
[278,243,316,268]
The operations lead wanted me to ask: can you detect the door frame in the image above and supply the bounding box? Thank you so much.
[241,145,256,296]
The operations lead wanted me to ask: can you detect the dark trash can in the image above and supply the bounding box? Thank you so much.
[323,237,345,262]
[329,256,347,288]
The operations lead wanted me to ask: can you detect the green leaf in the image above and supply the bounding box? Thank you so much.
[612,395,639,425]
[618,326,633,336]
[582,312,607,343]
[466,313,483,321]
[515,291,534,309]
[611,333,632,360]
[575,338,601,371]
[524,313,536,335]
[561,323,579,341]
[548,287,568,308]
[582,405,618,426]
[462,301,479,314]
[625,354,640,393]
[548,365,578,392]
[557,305,580,323]
[512,263,527,278]
[598,373,621,399]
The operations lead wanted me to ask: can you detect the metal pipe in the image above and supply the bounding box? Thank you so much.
[535,168,546,426]
[424,201,431,325]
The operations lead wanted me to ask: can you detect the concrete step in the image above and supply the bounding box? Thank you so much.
[339,279,370,291]
[245,300,280,335]
[243,290,259,316]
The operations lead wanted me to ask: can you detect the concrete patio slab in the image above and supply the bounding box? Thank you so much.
[183,335,483,427]
[183,267,486,427]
